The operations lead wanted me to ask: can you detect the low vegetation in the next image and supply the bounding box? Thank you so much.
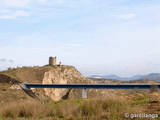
[1,96,159,120]
[131,101,149,105]
[0,98,138,120]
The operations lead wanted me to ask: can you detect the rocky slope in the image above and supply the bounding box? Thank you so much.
[0,74,19,83]
[42,65,96,101]
[0,65,98,101]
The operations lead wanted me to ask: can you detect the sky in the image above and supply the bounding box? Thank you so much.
[0,0,160,77]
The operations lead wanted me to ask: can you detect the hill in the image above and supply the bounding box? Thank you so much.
[140,73,160,82]
[90,74,144,80]
[1,65,160,102]
[92,78,158,84]
[0,65,100,101]
[90,73,160,81]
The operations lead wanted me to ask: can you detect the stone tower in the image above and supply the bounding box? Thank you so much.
[49,56,57,65]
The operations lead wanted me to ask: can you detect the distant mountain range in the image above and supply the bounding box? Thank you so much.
[89,73,160,82]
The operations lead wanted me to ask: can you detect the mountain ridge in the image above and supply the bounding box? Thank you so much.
[89,73,160,81]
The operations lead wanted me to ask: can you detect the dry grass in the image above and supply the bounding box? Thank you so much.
[1,94,160,120]
[0,97,144,120]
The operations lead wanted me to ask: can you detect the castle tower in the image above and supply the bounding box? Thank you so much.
[49,56,57,65]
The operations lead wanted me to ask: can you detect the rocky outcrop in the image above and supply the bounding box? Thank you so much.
[42,65,97,101]
[0,74,19,83]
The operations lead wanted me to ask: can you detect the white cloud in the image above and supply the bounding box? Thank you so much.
[36,0,47,3]
[0,58,14,63]
[65,44,83,47]
[0,58,6,62]
[0,10,30,19]
[35,0,65,4]
[0,9,12,13]
[113,14,136,19]
[3,0,31,8]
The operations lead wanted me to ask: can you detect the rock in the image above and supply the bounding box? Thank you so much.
[100,91,106,95]
[42,65,97,101]
[9,84,21,90]
[42,71,70,101]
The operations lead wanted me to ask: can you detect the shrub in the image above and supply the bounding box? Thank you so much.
[0,98,139,120]
[131,101,148,105]
[150,85,158,93]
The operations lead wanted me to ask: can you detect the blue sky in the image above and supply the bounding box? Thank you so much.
[0,0,160,77]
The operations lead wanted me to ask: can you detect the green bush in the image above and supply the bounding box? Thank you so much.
[131,101,148,105]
